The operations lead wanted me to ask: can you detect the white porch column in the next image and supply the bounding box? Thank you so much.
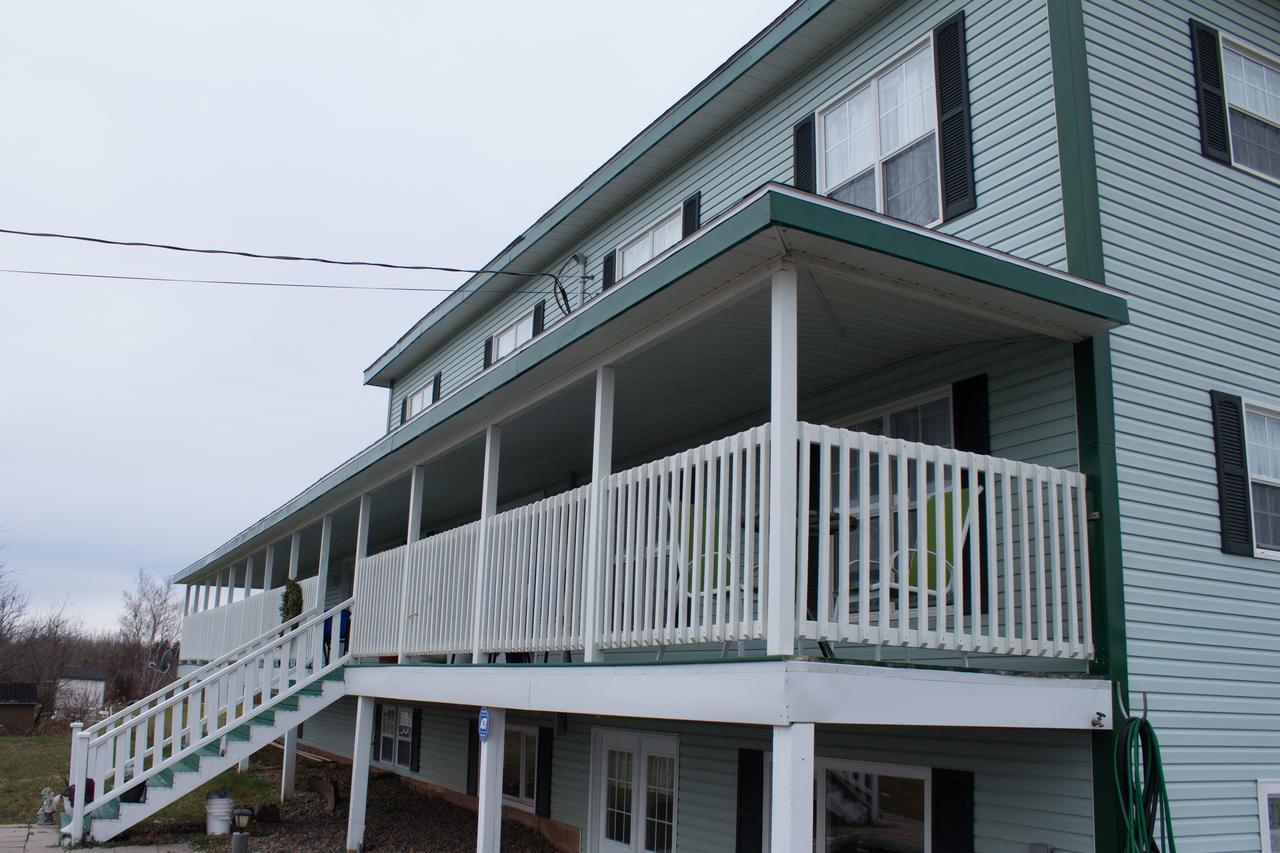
[470,425,502,660]
[182,585,192,616]
[214,568,226,607]
[475,706,507,853]
[770,722,814,853]
[316,514,334,610]
[766,260,799,657]
[281,531,302,801]
[583,366,615,664]
[346,695,375,852]
[202,581,211,610]
[355,493,373,564]
[398,465,426,663]
[264,545,276,590]
[243,554,255,600]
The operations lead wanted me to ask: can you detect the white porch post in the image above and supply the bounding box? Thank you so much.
[355,493,373,564]
[202,580,211,610]
[316,515,334,610]
[398,465,426,663]
[770,721,814,853]
[221,564,237,651]
[346,695,375,852]
[264,545,276,590]
[470,425,501,660]
[475,706,507,853]
[583,366,615,664]
[214,568,226,607]
[281,531,302,801]
[182,584,192,616]
[243,554,254,599]
[766,260,799,657]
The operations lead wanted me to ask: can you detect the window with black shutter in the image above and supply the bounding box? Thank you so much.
[792,114,817,194]
[1189,20,1231,163]
[1211,390,1268,556]
[601,251,617,291]
[682,191,702,238]
[735,749,765,853]
[1191,22,1280,181]
[931,768,975,853]
[431,371,442,404]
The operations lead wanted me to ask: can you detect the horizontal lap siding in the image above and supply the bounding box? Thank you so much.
[388,0,1066,431]
[1083,0,1280,850]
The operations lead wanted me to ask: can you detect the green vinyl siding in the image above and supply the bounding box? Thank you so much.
[1082,0,1280,850]
[387,0,1068,430]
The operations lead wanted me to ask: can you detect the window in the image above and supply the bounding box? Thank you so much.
[502,726,539,810]
[1223,41,1280,180]
[840,391,953,448]
[1261,779,1280,853]
[494,310,536,362]
[617,210,682,279]
[404,385,432,422]
[815,759,930,853]
[591,729,678,853]
[1246,406,1280,552]
[376,704,414,768]
[819,43,941,226]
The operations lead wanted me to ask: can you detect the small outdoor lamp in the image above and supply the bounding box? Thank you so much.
[230,806,253,853]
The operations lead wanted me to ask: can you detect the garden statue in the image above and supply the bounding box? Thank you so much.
[35,788,59,825]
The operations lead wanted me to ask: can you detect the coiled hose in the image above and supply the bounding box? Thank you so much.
[1114,714,1177,852]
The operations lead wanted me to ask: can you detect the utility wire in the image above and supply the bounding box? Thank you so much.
[0,225,560,285]
[0,266,575,296]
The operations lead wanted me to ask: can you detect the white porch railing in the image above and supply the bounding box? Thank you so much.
[180,576,319,662]
[347,422,1093,662]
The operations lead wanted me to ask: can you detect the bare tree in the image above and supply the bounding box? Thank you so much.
[0,563,31,678]
[116,569,181,699]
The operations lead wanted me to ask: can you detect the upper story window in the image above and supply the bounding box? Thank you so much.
[841,391,953,447]
[618,210,682,279]
[1223,42,1280,180]
[1246,406,1280,552]
[494,310,536,362]
[400,372,441,426]
[819,43,941,227]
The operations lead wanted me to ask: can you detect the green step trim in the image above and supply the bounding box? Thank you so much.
[227,726,251,741]
[89,799,119,821]
[274,696,299,711]
[148,769,174,789]
[252,710,276,726]
[320,668,345,682]
[196,744,221,758]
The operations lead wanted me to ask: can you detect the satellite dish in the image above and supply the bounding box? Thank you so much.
[148,647,174,674]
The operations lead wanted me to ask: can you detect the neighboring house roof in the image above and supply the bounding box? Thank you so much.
[60,667,109,682]
[0,683,38,705]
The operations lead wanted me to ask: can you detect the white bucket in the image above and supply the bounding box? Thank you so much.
[205,796,234,835]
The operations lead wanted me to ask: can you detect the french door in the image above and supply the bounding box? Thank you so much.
[594,729,679,853]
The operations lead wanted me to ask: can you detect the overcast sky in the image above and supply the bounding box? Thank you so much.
[0,1,789,630]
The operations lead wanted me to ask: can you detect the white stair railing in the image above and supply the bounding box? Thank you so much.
[67,597,353,842]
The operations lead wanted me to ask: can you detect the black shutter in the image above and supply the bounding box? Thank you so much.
[1189,20,1231,164]
[371,702,383,760]
[399,398,407,425]
[602,251,617,290]
[682,191,702,238]
[465,718,480,796]
[431,371,442,404]
[534,726,554,818]
[532,300,546,336]
[792,114,817,193]
[951,374,990,454]
[934,11,976,221]
[734,749,765,853]
[1211,391,1254,555]
[409,708,422,772]
[483,336,493,369]
[931,768,975,853]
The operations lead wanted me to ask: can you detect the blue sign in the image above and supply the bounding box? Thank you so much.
[478,706,490,743]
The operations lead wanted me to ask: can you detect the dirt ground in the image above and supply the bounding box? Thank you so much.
[111,749,556,852]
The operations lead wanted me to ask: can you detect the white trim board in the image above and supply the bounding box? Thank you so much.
[342,659,1112,731]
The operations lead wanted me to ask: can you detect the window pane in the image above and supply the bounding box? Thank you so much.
[822,770,924,853]
[643,754,676,853]
[1247,411,1280,480]
[605,749,634,844]
[652,214,682,256]
[1225,48,1280,124]
[621,234,652,277]
[830,169,876,212]
[503,733,522,798]
[825,88,875,189]
[397,737,412,768]
[851,416,885,436]
[883,134,939,225]
[1269,794,1280,851]
[1229,108,1280,179]
[824,100,851,187]
[879,48,935,154]
[380,735,394,761]
[1252,482,1280,551]
[382,707,396,735]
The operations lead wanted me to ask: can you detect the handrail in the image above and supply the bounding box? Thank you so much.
[86,599,350,749]
[84,602,323,738]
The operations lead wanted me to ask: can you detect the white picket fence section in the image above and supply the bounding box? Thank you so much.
[598,425,771,648]
[795,423,1092,659]
[180,576,318,662]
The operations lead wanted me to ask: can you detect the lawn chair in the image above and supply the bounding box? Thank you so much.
[879,484,981,605]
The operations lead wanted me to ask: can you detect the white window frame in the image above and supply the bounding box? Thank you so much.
[1220,36,1280,187]
[375,703,414,769]
[614,207,683,282]
[402,382,434,424]
[502,724,539,812]
[492,308,537,364]
[1244,400,1280,560]
[816,38,944,228]
[813,757,932,853]
[833,386,954,447]
[588,727,679,853]
[1261,779,1280,853]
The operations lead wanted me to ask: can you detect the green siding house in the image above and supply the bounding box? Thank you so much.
[64,1,1280,851]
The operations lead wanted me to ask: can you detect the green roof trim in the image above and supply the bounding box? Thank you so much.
[178,187,1127,582]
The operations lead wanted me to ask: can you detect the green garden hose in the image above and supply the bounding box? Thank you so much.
[1114,714,1177,852]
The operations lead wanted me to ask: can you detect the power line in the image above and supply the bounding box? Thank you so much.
[0,267,573,296]
[0,225,560,285]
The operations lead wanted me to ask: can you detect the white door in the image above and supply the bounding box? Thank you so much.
[594,730,679,853]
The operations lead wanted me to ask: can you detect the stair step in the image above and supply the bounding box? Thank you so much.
[298,683,324,696]
[227,725,251,742]
[253,709,276,726]
[196,744,222,758]
[175,755,201,773]
[148,769,174,789]
[275,696,300,711]
[320,668,345,681]
[90,799,120,821]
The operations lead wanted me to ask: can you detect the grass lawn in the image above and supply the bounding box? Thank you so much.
[0,735,71,824]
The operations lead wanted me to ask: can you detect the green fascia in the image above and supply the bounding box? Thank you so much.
[363,0,837,386]
[178,188,1126,582]
[1049,0,1128,849]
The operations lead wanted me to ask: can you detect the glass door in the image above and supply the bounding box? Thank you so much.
[596,730,678,853]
